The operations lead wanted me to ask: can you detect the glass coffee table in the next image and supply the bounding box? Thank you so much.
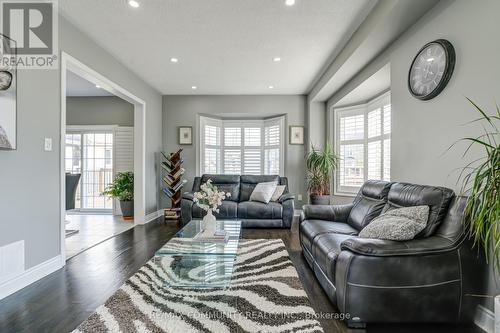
[154,219,242,288]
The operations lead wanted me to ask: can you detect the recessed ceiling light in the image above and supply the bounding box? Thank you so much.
[95,85,101,89]
[285,0,295,6]
[268,85,274,89]
[273,57,281,62]
[128,0,140,8]
[191,86,197,90]
[170,57,178,63]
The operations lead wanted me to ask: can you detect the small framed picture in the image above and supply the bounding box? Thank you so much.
[178,126,193,145]
[289,126,304,145]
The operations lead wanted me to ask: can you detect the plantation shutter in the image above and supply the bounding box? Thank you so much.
[200,116,284,176]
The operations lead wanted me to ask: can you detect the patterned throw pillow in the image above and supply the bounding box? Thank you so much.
[249,182,278,204]
[271,185,286,202]
[359,205,430,241]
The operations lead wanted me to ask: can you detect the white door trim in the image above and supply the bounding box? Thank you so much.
[60,52,147,265]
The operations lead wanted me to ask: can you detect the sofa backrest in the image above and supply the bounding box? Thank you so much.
[239,175,283,202]
[196,174,241,202]
[382,182,455,238]
[193,174,288,203]
[434,196,467,242]
[347,180,392,231]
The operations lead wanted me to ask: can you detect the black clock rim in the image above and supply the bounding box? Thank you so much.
[0,70,13,90]
[407,39,455,101]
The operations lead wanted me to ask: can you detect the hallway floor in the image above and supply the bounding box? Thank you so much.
[65,214,134,259]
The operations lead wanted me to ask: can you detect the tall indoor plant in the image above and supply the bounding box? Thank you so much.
[102,171,134,219]
[456,99,499,268]
[306,143,339,205]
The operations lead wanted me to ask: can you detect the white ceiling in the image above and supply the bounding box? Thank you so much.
[335,63,390,107]
[59,0,375,95]
[66,70,113,97]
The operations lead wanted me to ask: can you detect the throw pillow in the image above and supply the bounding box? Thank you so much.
[359,205,430,241]
[250,182,278,204]
[271,185,286,202]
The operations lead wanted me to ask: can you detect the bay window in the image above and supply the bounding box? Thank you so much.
[199,115,285,175]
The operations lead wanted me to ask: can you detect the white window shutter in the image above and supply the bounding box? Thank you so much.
[113,126,134,215]
[200,116,284,176]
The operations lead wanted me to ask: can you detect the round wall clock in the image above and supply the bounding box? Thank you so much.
[408,39,455,100]
[0,70,13,91]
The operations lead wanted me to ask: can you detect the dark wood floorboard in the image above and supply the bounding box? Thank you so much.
[0,218,484,333]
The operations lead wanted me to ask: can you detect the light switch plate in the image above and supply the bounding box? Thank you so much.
[297,194,302,201]
[44,138,52,151]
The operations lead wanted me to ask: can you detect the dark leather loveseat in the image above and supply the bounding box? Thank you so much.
[300,180,485,326]
[181,174,294,228]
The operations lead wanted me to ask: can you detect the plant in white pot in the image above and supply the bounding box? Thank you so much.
[102,171,134,220]
[306,143,339,205]
[193,180,231,234]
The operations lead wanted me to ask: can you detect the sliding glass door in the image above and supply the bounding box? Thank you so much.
[65,130,114,211]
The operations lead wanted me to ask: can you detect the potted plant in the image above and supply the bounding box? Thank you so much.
[306,143,339,205]
[102,171,134,219]
[455,99,499,326]
[457,99,499,267]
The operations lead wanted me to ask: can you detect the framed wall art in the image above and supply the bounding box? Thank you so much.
[289,126,304,145]
[178,126,193,145]
[0,34,17,150]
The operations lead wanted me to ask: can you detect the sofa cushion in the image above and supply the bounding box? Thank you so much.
[192,201,238,219]
[382,183,454,238]
[240,175,281,202]
[238,201,282,219]
[347,180,392,231]
[312,233,356,283]
[200,174,240,202]
[300,219,358,254]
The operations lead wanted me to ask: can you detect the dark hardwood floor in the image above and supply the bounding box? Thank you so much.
[0,218,483,333]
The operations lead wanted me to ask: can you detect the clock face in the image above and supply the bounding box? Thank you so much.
[0,71,13,91]
[408,39,455,100]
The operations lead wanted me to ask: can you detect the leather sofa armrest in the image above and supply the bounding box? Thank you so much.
[340,235,462,257]
[278,193,295,203]
[182,192,195,201]
[300,204,353,223]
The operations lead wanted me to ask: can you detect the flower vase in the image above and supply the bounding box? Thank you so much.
[203,209,217,235]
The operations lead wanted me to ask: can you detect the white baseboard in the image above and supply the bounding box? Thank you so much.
[0,255,63,300]
[475,304,495,333]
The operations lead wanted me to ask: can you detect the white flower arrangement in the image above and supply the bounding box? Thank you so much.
[193,179,231,213]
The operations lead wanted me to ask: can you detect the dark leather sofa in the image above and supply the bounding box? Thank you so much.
[300,180,485,326]
[181,174,295,228]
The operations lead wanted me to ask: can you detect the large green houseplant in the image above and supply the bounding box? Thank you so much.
[457,99,499,268]
[306,143,339,205]
[102,171,134,219]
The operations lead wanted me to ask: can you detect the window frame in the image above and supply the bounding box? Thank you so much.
[198,115,285,176]
[334,92,391,196]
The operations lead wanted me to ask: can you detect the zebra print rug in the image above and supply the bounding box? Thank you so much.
[73,239,324,333]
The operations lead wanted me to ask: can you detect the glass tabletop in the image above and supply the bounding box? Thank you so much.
[155,219,242,256]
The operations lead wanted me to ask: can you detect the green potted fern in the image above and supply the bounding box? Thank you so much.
[102,171,134,219]
[306,143,339,205]
[457,99,499,268]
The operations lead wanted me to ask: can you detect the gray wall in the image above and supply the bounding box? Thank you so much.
[66,96,134,126]
[307,101,326,149]
[0,15,162,271]
[328,0,500,308]
[163,95,307,208]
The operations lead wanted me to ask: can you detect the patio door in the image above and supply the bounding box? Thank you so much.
[65,128,114,212]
